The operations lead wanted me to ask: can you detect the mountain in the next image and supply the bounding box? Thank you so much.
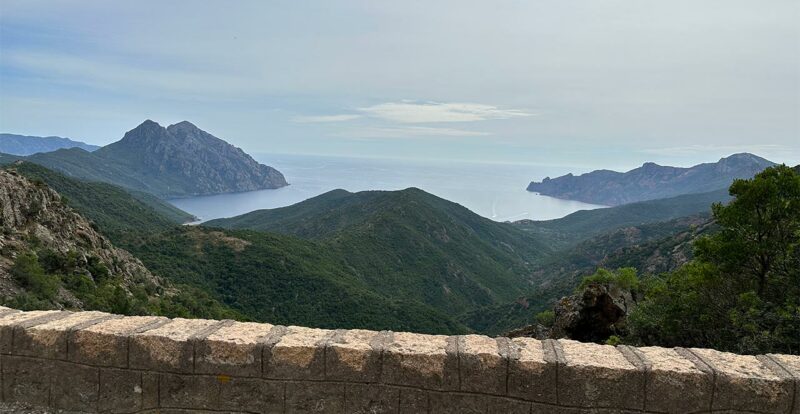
[1,120,288,198]
[527,153,774,206]
[205,188,552,316]
[2,161,195,239]
[514,187,729,248]
[93,120,287,197]
[0,133,99,156]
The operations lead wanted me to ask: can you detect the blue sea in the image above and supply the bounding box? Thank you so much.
[168,153,604,222]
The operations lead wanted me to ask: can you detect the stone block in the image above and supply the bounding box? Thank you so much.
[381,332,458,391]
[507,337,556,404]
[768,354,800,414]
[428,392,487,414]
[1,356,53,406]
[141,372,160,410]
[216,376,283,413]
[70,315,167,368]
[459,335,506,395]
[160,373,283,412]
[129,318,221,373]
[326,329,383,382]
[636,346,713,413]
[557,339,644,410]
[692,348,793,413]
[285,381,344,413]
[398,387,428,414]
[345,383,399,414]
[13,311,111,360]
[264,326,331,380]
[0,310,65,354]
[486,396,530,414]
[159,374,215,409]
[195,321,272,377]
[51,361,99,412]
[99,368,143,413]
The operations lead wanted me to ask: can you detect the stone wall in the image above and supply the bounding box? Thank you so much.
[0,306,797,413]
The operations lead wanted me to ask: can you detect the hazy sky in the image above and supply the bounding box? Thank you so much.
[1,1,798,170]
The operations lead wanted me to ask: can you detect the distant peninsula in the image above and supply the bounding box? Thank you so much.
[0,133,99,155]
[526,153,774,206]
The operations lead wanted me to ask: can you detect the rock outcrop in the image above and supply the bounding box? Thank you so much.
[509,281,640,343]
[0,167,160,300]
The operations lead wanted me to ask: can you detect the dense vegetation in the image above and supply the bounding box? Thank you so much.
[462,214,714,335]
[515,189,727,248]
[206,188,552,315]
[125,227,467,333]
[5,246,239,320]
[626,165,800,354]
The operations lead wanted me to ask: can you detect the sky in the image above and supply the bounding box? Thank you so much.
[0,0,798,171]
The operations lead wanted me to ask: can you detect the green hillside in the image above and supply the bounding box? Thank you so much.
[206,188,552,315]
[126,227,467,334]
[515,188,728,248]
[462,214,716,335]
[2,162,194,239]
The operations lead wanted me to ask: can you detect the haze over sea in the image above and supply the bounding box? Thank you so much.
[169,153,603,223]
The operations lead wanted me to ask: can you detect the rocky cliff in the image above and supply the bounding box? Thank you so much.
[0,167,161,305]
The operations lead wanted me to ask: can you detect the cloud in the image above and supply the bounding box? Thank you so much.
[291,114,361,123]
[340,126,491,139]
[357,101,534,123]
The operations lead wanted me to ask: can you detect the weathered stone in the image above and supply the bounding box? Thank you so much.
[486,396,530,414]
[382,332,458,390]
[428,392,486,414]
[692,348,793,413]
[160,373,283,412]
[50,361,99,412]
[159,374,215,409]
[558,339,644,410]
[398,387,428,414]
[285,381,344,414]
[99,368,143,413]
[0,310,64,354]
[71,315,167,367]
[264,326,331,380]
[0,307,20,318]
[768,354,800,414]
[345,383,399,414]
[459,335,506,395]
[507,337,556,404]
[195,321,272,377]
[1,356,53,406]
[326,329,383,382]
[13,311,111,359]
[129,318,221,373]
[141,372,160,410]
[216,376,283,413]
[637,346,712,413]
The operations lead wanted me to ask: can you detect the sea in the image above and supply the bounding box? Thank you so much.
[168,153,605,223]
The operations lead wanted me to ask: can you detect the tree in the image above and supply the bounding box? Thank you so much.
[628,165,800,354]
